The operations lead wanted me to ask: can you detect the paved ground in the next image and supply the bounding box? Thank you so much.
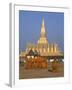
[19,64,64,79]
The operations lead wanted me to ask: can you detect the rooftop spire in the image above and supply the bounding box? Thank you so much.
[41,18,46,36]
[42,18,44,27]
[37,18,48,44]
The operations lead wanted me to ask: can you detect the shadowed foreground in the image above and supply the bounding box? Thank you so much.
[19,63,64,79]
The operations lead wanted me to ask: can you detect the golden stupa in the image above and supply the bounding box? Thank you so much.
[20,18,63,57]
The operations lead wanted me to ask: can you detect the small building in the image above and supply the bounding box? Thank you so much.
[26,49,39,59]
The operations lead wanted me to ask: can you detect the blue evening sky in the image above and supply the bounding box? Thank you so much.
[19,10,64,53]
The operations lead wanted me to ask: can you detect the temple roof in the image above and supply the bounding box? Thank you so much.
[26,49,39,56]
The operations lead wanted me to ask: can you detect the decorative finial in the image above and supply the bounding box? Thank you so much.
[41,18,45,34]
[42,18,44,27]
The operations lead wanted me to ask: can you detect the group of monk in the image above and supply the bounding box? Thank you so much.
[24,56,63,73]
[25,57,48,69]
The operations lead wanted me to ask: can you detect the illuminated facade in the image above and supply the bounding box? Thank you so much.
[20,18,63,57]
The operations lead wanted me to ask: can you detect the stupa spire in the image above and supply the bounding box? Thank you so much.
[41,18,46,37]
[37,18,48,44]
[42,18,44,27]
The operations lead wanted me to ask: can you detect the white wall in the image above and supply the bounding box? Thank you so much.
[0,0,72,89]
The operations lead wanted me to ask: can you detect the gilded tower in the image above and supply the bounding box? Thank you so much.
[37,19,48,55]
[37,19,48,48]
[37,19,48,45]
